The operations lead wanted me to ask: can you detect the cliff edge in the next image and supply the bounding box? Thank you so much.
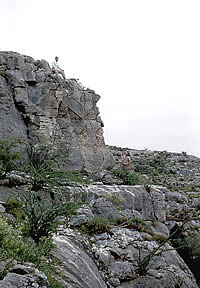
[0,51,114,173]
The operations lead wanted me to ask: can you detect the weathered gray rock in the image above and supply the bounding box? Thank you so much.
[90,185,166,221]
[0,180,199,287]
[52,229,107,288]
[0,51,200,288]
[64,184,199,287]
[100,170,124,185]
[92,228,198,288]
[0,51,114,173]
[165,190,190,219]
[0,263,48,288]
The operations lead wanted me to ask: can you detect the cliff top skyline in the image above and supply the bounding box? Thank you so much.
[1,0,200,156]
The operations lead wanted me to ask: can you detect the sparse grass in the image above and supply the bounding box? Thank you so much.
[103,193,125,205]
[113,168,146,185]
[151,234,166,243]
[81,216,111,233]
[49,170,89,185]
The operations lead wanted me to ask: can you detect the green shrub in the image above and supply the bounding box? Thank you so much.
[113,168,146,185]
[0,216,64,286]
[0,139,21,179]
[24,144,57,191]
[126,172,146,185]
[82,216,111,233]
[0,216,54,265]
[22,190,80,243]
[4,198,25,221]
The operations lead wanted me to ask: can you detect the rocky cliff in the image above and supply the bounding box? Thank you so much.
[0,51,200,288]
[0,51,114,173]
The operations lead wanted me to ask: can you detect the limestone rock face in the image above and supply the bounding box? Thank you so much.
[0,51,114,173]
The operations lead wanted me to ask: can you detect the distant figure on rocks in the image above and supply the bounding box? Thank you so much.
[121,151,131,172]
[52,56,66,79]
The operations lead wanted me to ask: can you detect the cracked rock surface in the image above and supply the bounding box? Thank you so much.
[0,51,114,173]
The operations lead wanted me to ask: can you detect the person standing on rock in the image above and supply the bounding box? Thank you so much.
[121,151,131,172]
[52,56,66,79]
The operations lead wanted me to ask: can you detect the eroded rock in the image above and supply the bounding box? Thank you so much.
[0,51,114,173]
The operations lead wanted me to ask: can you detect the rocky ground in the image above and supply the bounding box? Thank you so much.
[0,51,200,287]
[0,151,200,287]
[110,146,200,199]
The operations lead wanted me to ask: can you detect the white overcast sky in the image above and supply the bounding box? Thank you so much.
[1,0,200,156]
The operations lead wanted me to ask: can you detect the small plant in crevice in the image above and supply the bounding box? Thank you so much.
[127,217,150,232]
[151,233,166,243]
[0,91,5,98]
[151,217,158,228]
[81,216,111,234]
[0,139,21,179]
[103,193,125,205]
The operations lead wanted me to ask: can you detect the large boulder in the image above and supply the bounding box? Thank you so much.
[52,229,107,288]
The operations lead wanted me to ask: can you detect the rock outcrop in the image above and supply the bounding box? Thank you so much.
[51,184,199,288]
[0,51,200,288]
[0,263,48,288]
[52,230,107,288]
[0,169,200,287]
[0,51,114,173]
